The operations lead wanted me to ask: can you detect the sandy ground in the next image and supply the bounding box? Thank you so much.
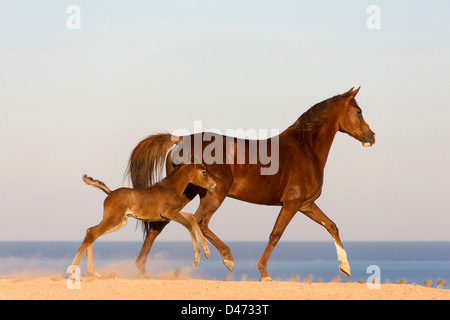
[1,276,449,300]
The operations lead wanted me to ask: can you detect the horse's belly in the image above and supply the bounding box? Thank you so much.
[228,177,283,205]
[125,209,168,222]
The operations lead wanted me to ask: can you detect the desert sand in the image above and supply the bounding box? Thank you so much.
[1,276,449,300]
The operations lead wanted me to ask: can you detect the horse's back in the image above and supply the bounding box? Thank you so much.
[225,135,323,205]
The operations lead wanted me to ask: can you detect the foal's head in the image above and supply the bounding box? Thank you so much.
[337,87,376,147]
[189,164,216,192]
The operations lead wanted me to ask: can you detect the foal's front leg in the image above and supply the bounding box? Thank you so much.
[180,211,210,259]
[162,210,203,268]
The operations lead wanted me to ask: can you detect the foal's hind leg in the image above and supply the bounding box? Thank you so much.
[85,216,129,277]
[72,216,128,277]
[72,222,110,277]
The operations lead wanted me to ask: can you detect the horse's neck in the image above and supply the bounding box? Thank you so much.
[160,167,192,196]
[287,113,339,171]
[313,116,339,168]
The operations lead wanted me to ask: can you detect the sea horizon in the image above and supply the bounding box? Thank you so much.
[1,241,449,288]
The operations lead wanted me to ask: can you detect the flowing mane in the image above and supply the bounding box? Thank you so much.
[289,95,341,134]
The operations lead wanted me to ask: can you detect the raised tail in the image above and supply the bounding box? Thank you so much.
[82,174,111,195]
[126,133,181,238]
[126,133,180,189]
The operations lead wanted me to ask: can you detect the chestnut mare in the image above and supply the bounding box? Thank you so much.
[128,87,375,280]
[72,164,216,277]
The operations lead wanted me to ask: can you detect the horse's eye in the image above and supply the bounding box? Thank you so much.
[202,171,206,176]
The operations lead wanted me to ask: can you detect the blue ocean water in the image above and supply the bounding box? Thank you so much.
[0,241,449,287]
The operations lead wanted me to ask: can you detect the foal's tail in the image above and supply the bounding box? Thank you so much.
[82,174,111,195]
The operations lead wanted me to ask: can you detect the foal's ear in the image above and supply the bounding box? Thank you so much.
[346,86,361,99]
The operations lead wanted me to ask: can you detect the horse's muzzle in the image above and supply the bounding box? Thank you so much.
[363,133,376,147]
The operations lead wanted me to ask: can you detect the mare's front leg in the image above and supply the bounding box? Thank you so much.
[300,202,351,276]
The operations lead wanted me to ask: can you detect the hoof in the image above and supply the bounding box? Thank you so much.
[101,272,117,280]
[203,248,210,259]
[88,271,102,278]
[137,272,149,279]
[339,263,351,277]
[223,258,234,272]
[193,259,199,268]
[260,276,273,282]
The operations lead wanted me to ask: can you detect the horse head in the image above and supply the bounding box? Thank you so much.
[337,87,376,147]
[190,164,216,192]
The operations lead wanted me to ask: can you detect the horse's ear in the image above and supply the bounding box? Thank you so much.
[346,86,360,99]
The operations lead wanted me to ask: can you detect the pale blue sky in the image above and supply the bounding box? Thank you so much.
[0,1,449,241]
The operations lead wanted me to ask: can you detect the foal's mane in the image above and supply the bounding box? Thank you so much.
[158,163,186,184]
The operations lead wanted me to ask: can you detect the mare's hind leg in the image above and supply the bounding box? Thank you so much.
[162,210,202,268]
[135,221,170,278]
[300,202,351,277]
[180,211,210,259]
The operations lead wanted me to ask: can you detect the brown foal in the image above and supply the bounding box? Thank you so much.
[72,164,216,278]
